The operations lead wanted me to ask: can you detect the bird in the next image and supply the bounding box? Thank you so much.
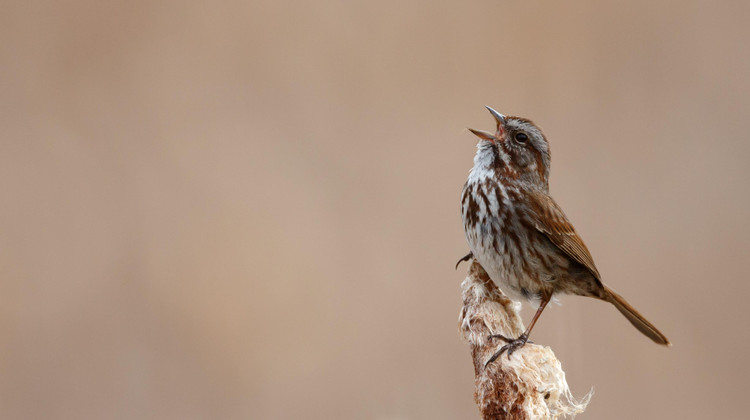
[459,106,670,366]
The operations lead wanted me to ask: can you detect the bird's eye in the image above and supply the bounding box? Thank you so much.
[514,132,528,144]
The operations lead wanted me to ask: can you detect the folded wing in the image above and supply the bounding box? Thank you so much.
[525,190,601,281]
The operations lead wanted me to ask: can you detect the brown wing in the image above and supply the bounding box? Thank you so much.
[526,190,601,280]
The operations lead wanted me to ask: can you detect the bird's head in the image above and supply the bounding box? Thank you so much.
[469,106,551,189]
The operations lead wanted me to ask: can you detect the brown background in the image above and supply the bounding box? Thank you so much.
[2,1,749,419]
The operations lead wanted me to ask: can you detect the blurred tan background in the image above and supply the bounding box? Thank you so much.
[1,0,749,419]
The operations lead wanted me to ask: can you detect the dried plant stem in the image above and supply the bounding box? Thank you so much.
[458,261,590,419]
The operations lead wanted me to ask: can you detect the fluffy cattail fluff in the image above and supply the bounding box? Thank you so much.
[459,261,590,419]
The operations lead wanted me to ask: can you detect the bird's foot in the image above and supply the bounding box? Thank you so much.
[455,252,473,270]
[484,334,529,368]
[487,333,514,342]
[488,333,533,345]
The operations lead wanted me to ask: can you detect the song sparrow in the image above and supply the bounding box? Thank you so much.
[459,107,670,366]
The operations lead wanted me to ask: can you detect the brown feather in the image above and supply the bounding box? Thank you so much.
[524,191,670,345]
[525,190,601,280]
[603,286,671,346]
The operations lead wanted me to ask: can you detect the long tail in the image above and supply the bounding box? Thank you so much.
[602,286,671,346]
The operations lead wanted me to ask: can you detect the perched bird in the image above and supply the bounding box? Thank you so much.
[459,107,670,366]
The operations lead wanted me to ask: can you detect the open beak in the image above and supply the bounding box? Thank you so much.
[468,106,506,142]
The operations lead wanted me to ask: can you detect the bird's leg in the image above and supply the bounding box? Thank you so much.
[485,293,551,368]
[455,252,473,270]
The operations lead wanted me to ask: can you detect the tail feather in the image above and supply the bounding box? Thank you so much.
[602,286,671,346]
